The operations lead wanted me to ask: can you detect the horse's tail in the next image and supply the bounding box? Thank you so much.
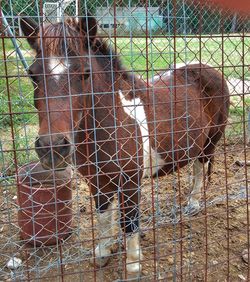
[180,64,229,185]
[179,63,230,101]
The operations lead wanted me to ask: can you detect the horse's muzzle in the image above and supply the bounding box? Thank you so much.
[35,134,72,170]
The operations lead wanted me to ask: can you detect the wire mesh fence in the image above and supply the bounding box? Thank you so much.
[0,0,250,281]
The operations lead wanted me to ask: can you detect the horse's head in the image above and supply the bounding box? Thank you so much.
[21,15,98,169]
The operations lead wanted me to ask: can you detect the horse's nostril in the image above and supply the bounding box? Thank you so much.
[54,137,71,155]
[35,135,71,161]
[64,137,70,145]
[34,135,72,169]
[61,137,70,145]
[35,137,42,148]
[55,137,70,147]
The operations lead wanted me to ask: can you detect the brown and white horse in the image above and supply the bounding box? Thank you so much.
[20,14,230,276]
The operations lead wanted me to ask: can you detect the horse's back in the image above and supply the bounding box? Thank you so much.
[176,64,230,143]
[146,64,230,173]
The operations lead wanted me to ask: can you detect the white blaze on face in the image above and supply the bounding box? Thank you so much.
[49,58,67,81]
[119,90,165,178]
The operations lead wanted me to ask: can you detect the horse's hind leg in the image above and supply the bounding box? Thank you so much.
[185,129,223,215]
[118,184,143,277]
[184,159,209,215]
[92,193,116,267]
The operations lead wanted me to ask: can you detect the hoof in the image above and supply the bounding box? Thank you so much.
[127,262,142,273]
[118,272,142,282]
[125,273,142,281]
[91,255,110,267]
[90,245,111,267]
[183,200,201,216]
[126,262,142,279]
[242,248,250,263]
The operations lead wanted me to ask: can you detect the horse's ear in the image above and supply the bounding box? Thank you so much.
[79,13,97,43]
[20,15,39,50]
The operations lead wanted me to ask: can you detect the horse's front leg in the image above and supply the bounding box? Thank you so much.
[92,194,116,267]
[119,185,143,277]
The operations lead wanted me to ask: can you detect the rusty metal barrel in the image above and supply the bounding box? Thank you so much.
[17,162,73,246]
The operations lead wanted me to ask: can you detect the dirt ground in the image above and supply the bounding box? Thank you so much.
[0,142,249,281]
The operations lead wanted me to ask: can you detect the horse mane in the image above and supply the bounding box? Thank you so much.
[93,39,148,98]
[40,18,146,96]
[92,38,125,74]
[40,18,124,70]
[40,18,84,57]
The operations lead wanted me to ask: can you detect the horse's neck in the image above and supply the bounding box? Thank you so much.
[76,70,149,143]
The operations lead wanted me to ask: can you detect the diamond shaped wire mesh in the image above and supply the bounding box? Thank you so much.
[0,0,250,281]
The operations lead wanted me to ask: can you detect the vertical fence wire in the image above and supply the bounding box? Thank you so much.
[0,0,250,281]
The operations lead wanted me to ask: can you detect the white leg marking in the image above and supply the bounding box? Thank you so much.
[143,148,165,178]
[188,159,208,211]
[93,202,116,266]
[49,58,67,81]
[119,90,165,178]
[126,232,143,275]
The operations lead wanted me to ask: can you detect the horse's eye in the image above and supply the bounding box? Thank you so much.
[83,68,90,80]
